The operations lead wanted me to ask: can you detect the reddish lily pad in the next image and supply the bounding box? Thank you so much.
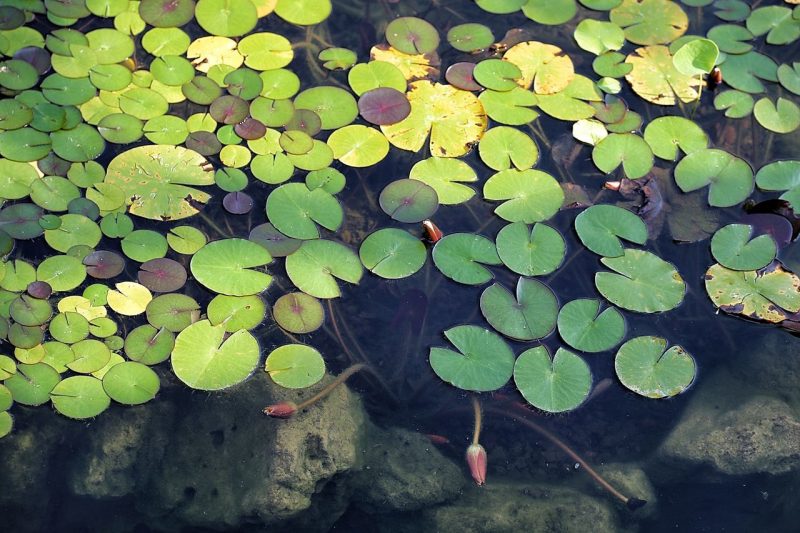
[83,251,125,279]
[358,88,411,125]
[379,179,439,223]
[138,258,187,293]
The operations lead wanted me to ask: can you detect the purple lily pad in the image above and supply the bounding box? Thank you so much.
[234,117,266,140]
[358,87,411,126]
[445,62,482,91]
[138,257,187,293]
[185,131,222,156]
[209,95,249,125]
[285,109,322,136]
[84,250,126,279]
[139,0,196,28]
[222,191,254,214]
[379,179,439,223]
[741,213,794,249]
[14,46,51,75]
[0,203,44,239]
[745,199,800,242]
[27,281,52,299]
[37,153,70,176]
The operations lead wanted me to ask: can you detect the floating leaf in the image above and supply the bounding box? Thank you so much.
[138,258,187,293]
[359,228,426,279]
[432,233,502,285]
[207,295,266,332]
[615,336,695,398]
[557,298,625,353]
[285,239,363,299]
[50,375,110,419]
[266,182,343,239]
[746,5,800,45]
[503,41,574,94]
[514,346,591,413]
[592,133,653,179]
[495,222,565,277]
[272,292,324,334]
[379,179,439,223]
[190,239,272,296]
[125,324,174,365]
[574,19,625,55]
[195,0,257,37]
[710,224,777,271]
[596,249,685,313]
[483,169,564,223]
[385,16,440,55]
[409,157,477,205]
[327,124,389,167]
[265,344,325,389]
[522,0,577,25]
[705,263,800,323]
[357,87,411,126]
[478,126,538,171]
[674,148,753,207]
[473,59,522,92]
[274,0,331,26]
[429,325,515,392]
[102,361,159,405]
[755,160,800,209]
[625,45,701,105]
[447,23,494,52]
[4,362,60,406]
[672,38,719,76]
[610,0,688,45]
[294,86,357,130]
[721,51,778,94]
[171,319,259,390]
[574,204,647,257]
[753,97,800,134]
[107,282,152,316]
[643,116,709,160]
[479,277,557,340]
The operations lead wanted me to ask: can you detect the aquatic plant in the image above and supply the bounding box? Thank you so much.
[0,0,798,510]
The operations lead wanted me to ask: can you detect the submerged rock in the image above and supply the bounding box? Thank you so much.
[657,369,800,477]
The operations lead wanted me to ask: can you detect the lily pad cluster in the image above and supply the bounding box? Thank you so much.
[0,0,797,436]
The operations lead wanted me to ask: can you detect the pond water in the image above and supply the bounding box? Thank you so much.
[2,0,800,532]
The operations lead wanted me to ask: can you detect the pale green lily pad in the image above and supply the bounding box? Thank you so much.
[592,133,654,179]
[521,0,577,25]
[432,233,502,285]
[102,361,159,405]
[429,325,515,392]
[753,97,800,134]
[207,294,266,332]
[755,160,800,209]
[710,224,777,271]
[574,204,647,257]
[574,19,625,55]
[615,336,695,398]
[266,183,343,239]
[672,38,719,76]
[674,148,753,207]
[478,126,539,171]
[409,157,477,205]
[359,228,426,280]
[714,90,754,118]
[483,169,564,223]
[557,298,625,353]
[479,277,557,341]
[514,346,591,413]
[50,375,110,419]
[285,239,363,299]
[265,344,325,389]
[610,0,688,45]
[596,249,685,313]
[705,263,800,323]
[172,320,259,390]
[495,222,565,277]
[190,238,272,296]
[643,116,709,160]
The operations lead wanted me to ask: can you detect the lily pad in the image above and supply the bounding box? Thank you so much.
[483,169,564,223]
[138,258,187,293]
[285,239,363,299]
[327,124,389,167]
[385,16,440,55]
[753,97,800,134]
[432,233,502,285]
[495,222,565,277]
[429,325,515,392]
[503,41,574,94]
[357,87,411,126]
[195,0,257,37]
[755,160,800,209]
[107,282,152,316]
[102,361,159,405]
[272,292,324,334]
[625,45,701,105]
[557,298,625,353]
[408,157,477,205]
[50,375,110,419]
[171,319,260,390]
[643,116,709,160]
[125,324,174,365]
[294,86,357,130]
[596,249,685,313]
[266,183,343,239]
[592,133,654,180]
[574,204,648,257]
[479,277,558,340]
[721,51,778,94]
[146,293,201,333]
[190,238,272,296]
[672,38,719,76]
[674,148,753,207]
[705,263,800,323]
[478,126,539,171]
[574,19,625,55]
[615,336,695,398]
[207,294,266,332]
[513,346,591,413]
[610,0,688,45]
[710,224,777,271]
[3,362,60,406]
[359,228,427,279]
[274,0,331,25]
[379,179,439,223]
[265,344,325,389]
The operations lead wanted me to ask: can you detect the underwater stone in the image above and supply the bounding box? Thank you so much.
[595,463,658,520]
[729,331,800,407]
[351,426,464,512]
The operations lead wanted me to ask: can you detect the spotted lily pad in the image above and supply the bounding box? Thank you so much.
[615,336,695,398]
[705,263,800,323]
[503,41,574,94]
[625,45,701,105]
[429,325,515,392]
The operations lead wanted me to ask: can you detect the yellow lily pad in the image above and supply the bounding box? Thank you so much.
[370,44,440,82]
[503,41,574,95]
[57,296,107,321]
[186,36,244,73]
[381,81,487,158]
[625,45,702,105]
[107,282,153,316]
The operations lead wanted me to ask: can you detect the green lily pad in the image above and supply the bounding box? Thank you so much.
[50,375,109,419]
[643,116,709,160]
[521,0,577,25]
[535,75,601,120]
[102,361,159,405]
[67,339,111,374]
[429,325,515,392]
[479,277,558,340]
[755,160,800,209]
[714,90,754,118]
[348,60,407,96]
[557,298,625,353]
[746,5,800,45]
[495,222,565,277]
[592,133,654,180]
[610,0,688,45]
[615,336,695,398]
[386,16,440,55]
[479,87,539,125]
[447,23,494,52]
[710,224,777,271]
[777,62,800,95]
[121,229,168,263]
[104,145,214,221]
[483,169,564,223]
[266,183,343,239]
[167,225,207,255]
[207,294,266,332]
[432,233,502,285]
[327,124,389,167]
[190,238,272,297]
[195,0,256,37]
[265,344,325,389]
[674,148,753,207]
[478,126,539,171]
[707,24,753,54]
[359,228,427,279]
[285,239,363,299]
[44,214,101,252]
[0,411,11,438]
[294,86,357,130]
[473,59,522,92]
[318,47,356,70]
[574,204,648,257]
[753,97,800,134]
[574,19,625,55]
[172,319,260,390]
[705,263,800,323]
[672,38,719,76]
[49,312,89,344]
[274,0,331,25]
[272,292,324,334]
[409,157,477,205]
[513,346,591,413]
[125,324,174,365]
[4,362,60,406]
[596,249,685,313]
[379,179,439,223]
[721,51,778,94]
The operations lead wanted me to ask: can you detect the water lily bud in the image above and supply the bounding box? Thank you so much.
[263,401,298,418]
[466,443,487,486]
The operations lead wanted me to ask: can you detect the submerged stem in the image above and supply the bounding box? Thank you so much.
[471,395,482,445]
[296,363,367,410]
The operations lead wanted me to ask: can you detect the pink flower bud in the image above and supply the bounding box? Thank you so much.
[263,401,297,418]
[466,443,487,486]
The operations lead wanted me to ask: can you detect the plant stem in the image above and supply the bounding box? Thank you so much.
[296,363,366,410]
[486,406,646,510]
[471,395,482,445]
